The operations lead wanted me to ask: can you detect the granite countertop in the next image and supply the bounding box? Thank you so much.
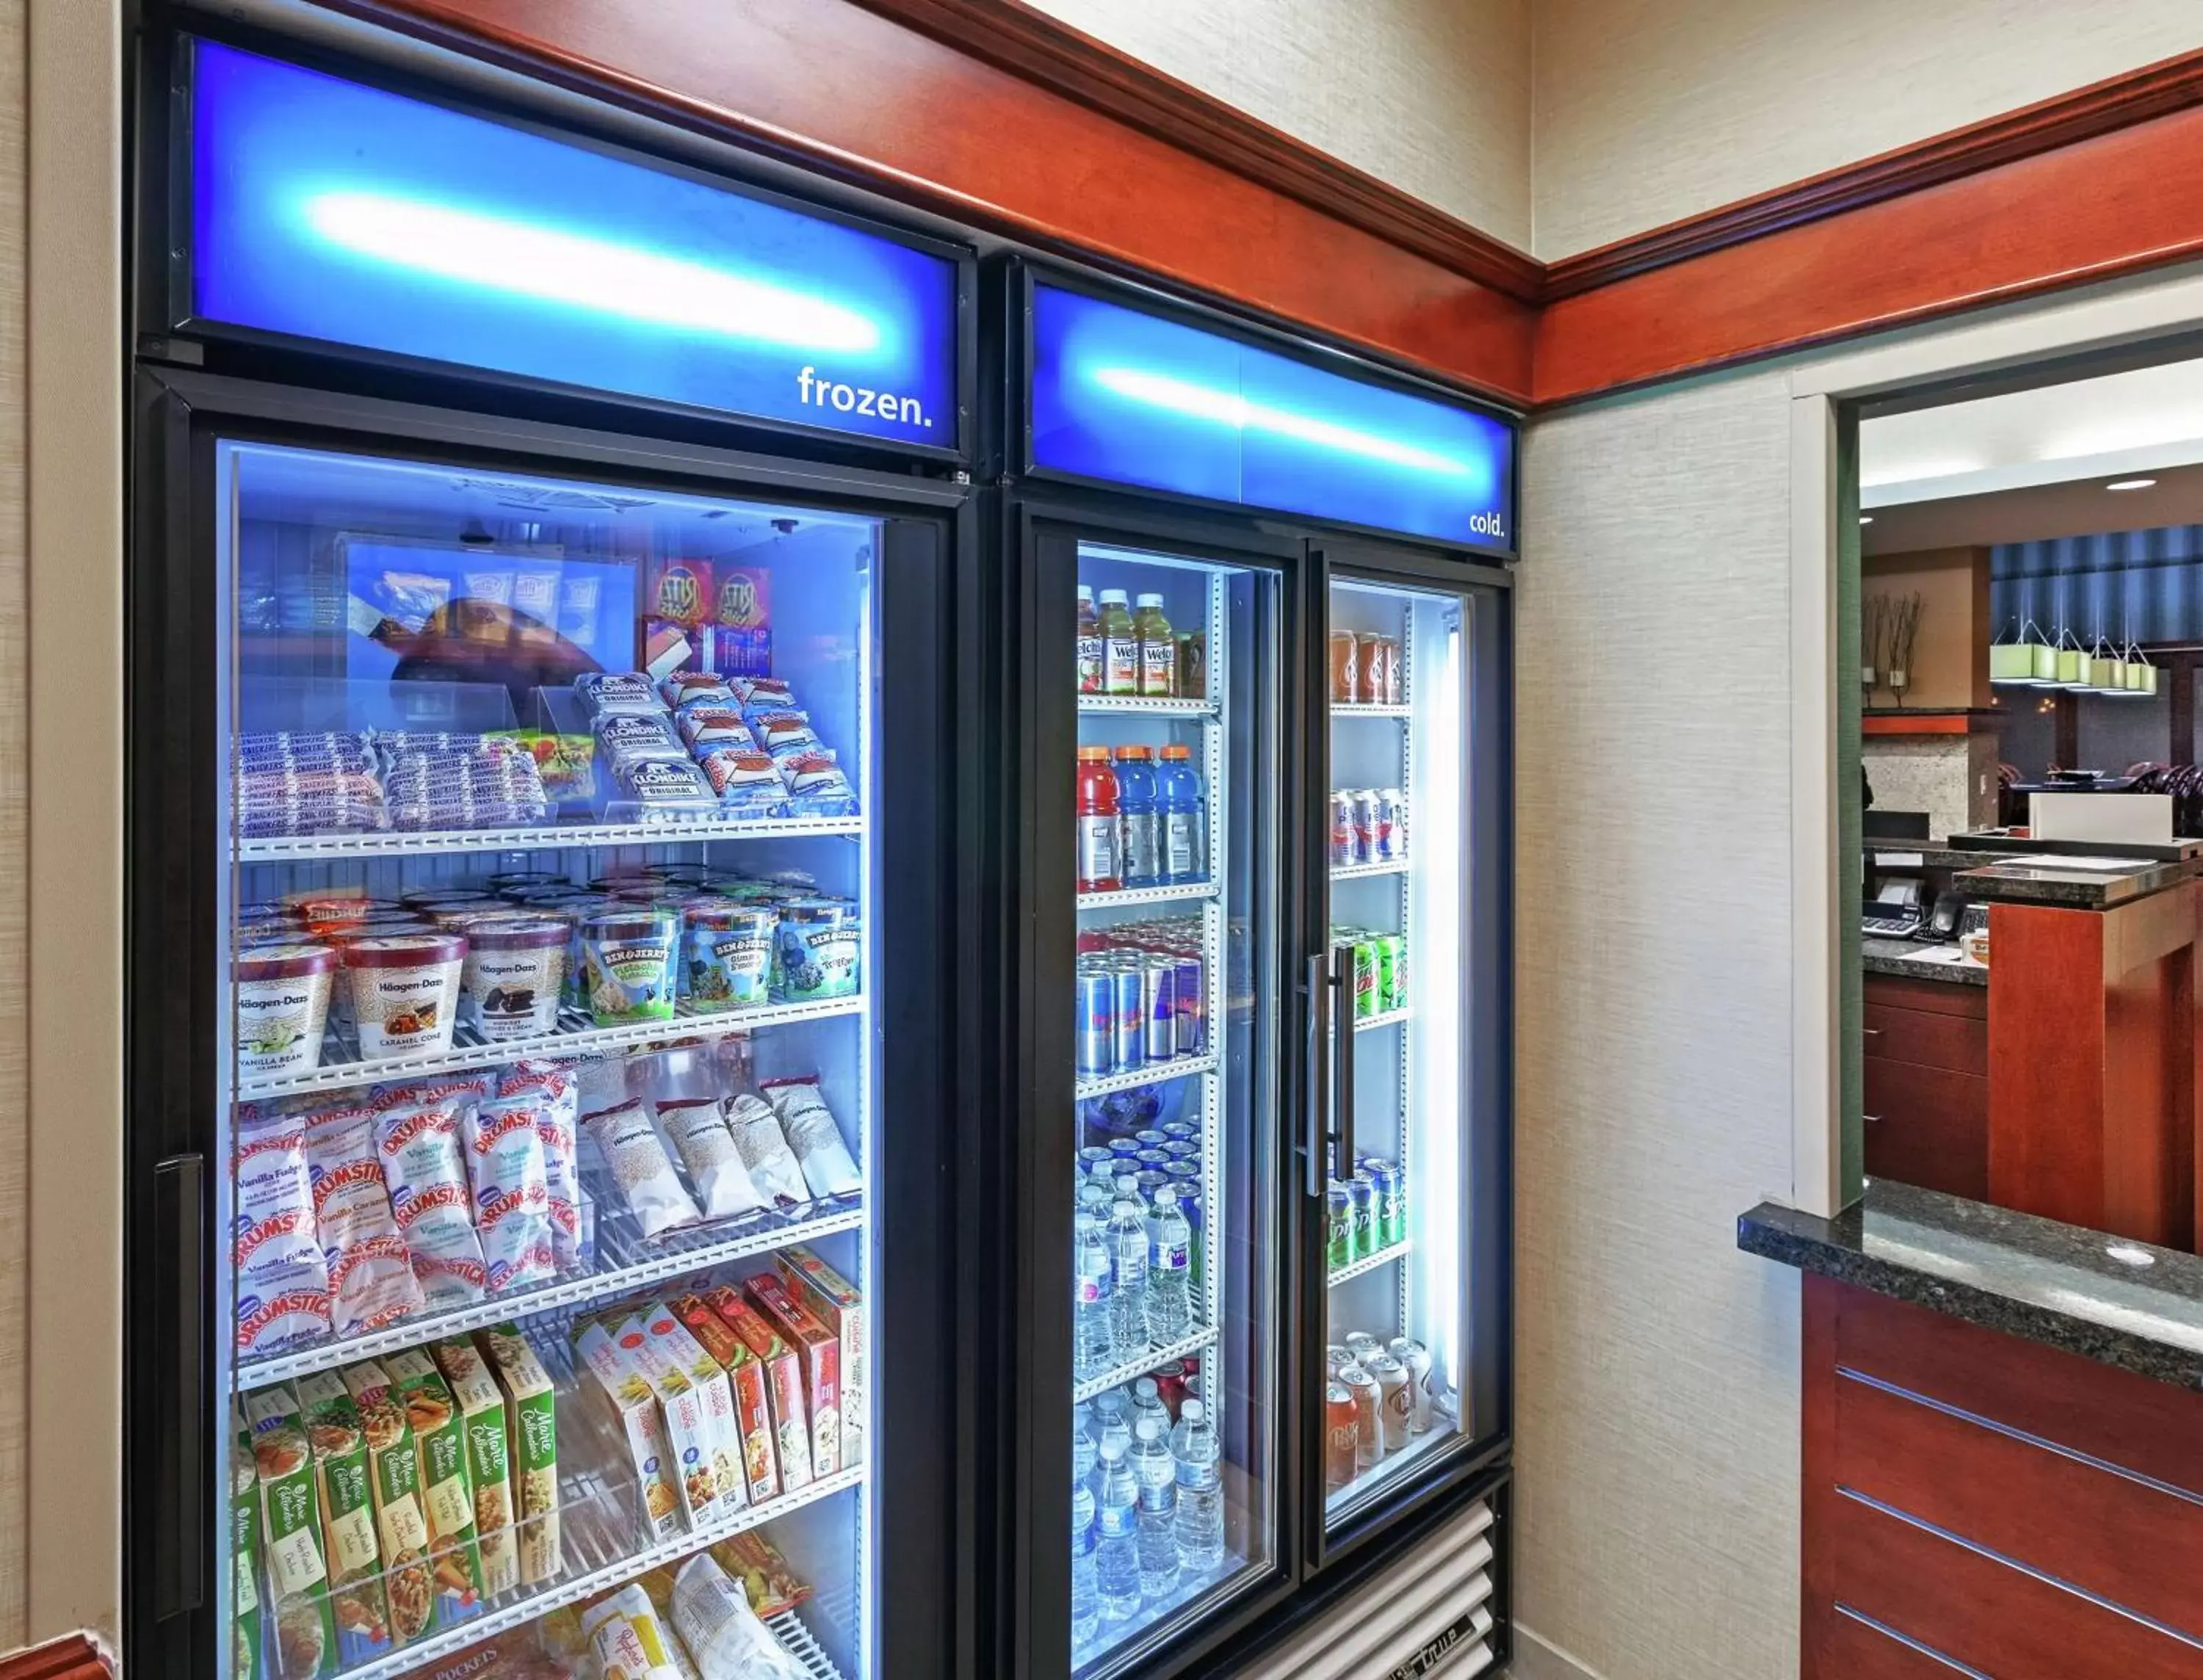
[1956,856,2196,909]
[1861,936,1986,986]
[1863,842,2020,870]
[1738,1181,2203,1389]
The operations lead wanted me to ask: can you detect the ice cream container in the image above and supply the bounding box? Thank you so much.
[346,933,468,1061]
[682,905,776,1011]
[235,943,336,1079]
[772,898,860,1002]
[579,909,680,1024]
[457,919,570,1042]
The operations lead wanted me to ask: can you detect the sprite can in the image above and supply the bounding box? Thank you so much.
[1348,1172,1377,1258]
[1372,1161,1406,1247]
[1325,1184,1352,1270]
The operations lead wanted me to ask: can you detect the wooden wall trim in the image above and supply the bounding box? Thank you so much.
[0,1637,109,1680]
[1543,47,2203,300]
[843,0,1544,303]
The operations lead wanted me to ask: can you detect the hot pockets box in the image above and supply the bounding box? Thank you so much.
[703,1285,813,1491]
[668,1292,779,1506]
[742,1272,841,1478]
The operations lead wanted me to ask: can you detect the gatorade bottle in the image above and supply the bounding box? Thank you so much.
[1099,590,1140,696]
[1134,593,1176,697]
[1077,747,1122,893]
[1157,745,1207,885]
[1113,746,1160,888]
[1076,585,1103,695]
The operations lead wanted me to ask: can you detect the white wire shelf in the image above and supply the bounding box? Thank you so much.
[1327,1237,1412,1286]
[236,993,864,1101]
[1074,1052,1218,1102]
[1352,1006,1411,1035]
[1076,880,1218,911]
[1330,858,1408,880]
[1077,695,1218,718]
[236,1198,866,1387]
[767,1609,850,1680]
[1072,1324,1220,1404]
[236,813,864,863]
[328,1459,867,1680]
[1331,703,1411,720]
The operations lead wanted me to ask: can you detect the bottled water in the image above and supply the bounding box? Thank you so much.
[1093,1440,1142,1623]
[1146,1188,1193,1341]
[1072,1400,1099,1485]
[1071,1477,1100,1647]
[1106,1196,1149,1363]
[1092,1389,1132,1469]
[1130,1416,1180,1599]
[1074,1214,1115,1378]
[1171,1400,1225,1574]
[1131,1376,1170,1438]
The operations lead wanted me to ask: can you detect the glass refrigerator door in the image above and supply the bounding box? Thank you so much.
[1318,575,1494,1527]
[1066,542,1284,1677]
[213,438,921,1680]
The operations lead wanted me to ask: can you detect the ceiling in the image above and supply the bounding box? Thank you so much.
[1862,461,2203,556]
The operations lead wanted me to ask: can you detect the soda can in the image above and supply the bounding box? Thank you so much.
[1172,955,1206,1055]
[1078,1144,1115,1178]
[1110,963,1145,1073]
[1325,1184,1352,1270]
[1325,1344,1354,1374]
[1143,957,1177,1062]
[1329,792,1356,866]
[1353,938,1381,1019]
[1074,971,1115,1077]
[1349,791,1377,863]
[1325,1383,1359,1491]
[1107,1136,1144,1161]
[1134,1168,1169,1208]
[1375,933,1406,1013]
[1160,1120,1198,1143]
[1152,1361,1189,1421]
[1348,1172,1377,1257]
[1388,1338,1434,1434]
[1372,1162,1406,1248]
[1341,1365,1383,1467]
[1134,1129,1169,1150]
[1370,1353,1412,1451]
[1133,1151,1172,1174]
[1162,1140,1201,1162]
[1343,1330,1383,1360]
[1375,789,1406,860]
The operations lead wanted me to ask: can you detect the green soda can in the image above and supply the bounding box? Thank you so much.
[1375,933,1406,1013]
[1348,1172,1378,1257]
[1325,1184,1352,1269]
[1353,938,1381,1019]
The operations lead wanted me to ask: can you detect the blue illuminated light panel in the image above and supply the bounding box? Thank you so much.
[1030,283,1514,548]
[189,40,960,447]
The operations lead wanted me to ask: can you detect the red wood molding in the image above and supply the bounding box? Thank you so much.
[842,0,1544,303]
[0,1637,111,1680]
[1544,48,2203,299]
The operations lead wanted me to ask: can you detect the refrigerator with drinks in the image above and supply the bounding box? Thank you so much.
[1012,265,1516,1679]
[127,33,971,1680]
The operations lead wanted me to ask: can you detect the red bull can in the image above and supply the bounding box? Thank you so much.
[1172,955,1206,1054]
[1143,956,1177,1061]
[1074,971,1114,1077]
[1110,962,1145,1072]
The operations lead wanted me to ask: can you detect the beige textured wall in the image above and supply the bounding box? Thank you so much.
[0,0,21,1653]
[1532,0,2203,258]
[1514,370,1804,1680]
[1023,0,1533,250]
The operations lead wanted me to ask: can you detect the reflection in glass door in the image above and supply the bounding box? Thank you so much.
[1321,579,1472,1520]
[1068,544,1278,1677]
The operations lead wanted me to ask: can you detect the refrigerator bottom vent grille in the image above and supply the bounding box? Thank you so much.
[1234,1498,1498,1680]
[765,1610,846,1680]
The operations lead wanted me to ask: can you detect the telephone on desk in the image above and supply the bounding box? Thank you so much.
[1860,887,1975,941]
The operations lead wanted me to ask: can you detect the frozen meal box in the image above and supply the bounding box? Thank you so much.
[382,1347,487,1626]
[295,1371,394,1665]
[243,1383,337,1680]
[574,1319,684,1544]
[340,1361,435,1648]
[668,1293,778,1505]
[232,1400,264,1680]
[476,1323,562,1585]
[608,1313,726,1527]
[637,1302,745,1520]
[741,1273,841,1478]
[776,1245,864,1469]
[702,1285,813,1491]
[430,1337,517,1597]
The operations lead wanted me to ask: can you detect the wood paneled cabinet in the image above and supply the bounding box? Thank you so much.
[1863,975,1987,1200]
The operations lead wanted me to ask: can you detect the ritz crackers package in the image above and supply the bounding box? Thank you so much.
[709,565,771,680]
[430,1338,517,1597]
[574,1319,684,1544]
[381,1348,487,1627]
[668,1292,780,1505]
[294,1372,394,1665]
[609,1313,726,1527]
[777,1245,864,1469]
[243,1383,338,1680]
[232,1401,264,1680]
[339,1361,435,1647]
[742,1272,842,1478]
[703,1284,814,1491]
[640,1302,746,1521]
[477,1324,562,1585]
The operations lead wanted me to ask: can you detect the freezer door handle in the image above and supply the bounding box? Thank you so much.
[154,1153,205,1618]
[1330,944,1356,1183]
[1303,953,1328,1198]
